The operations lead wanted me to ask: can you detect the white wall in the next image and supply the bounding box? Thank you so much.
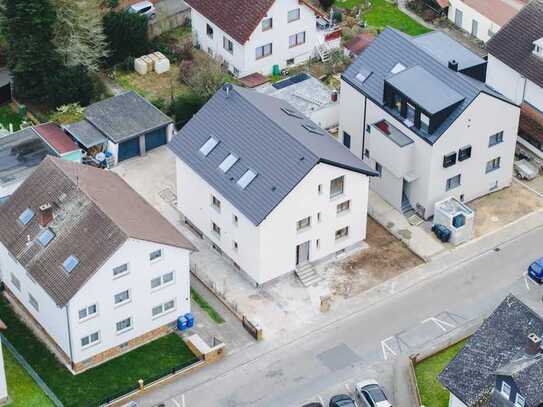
[448,0,502,43]
[339,80,520,218]
[449,392,468,407]
[176,157,370,284]
[486,55,526,105]
[0,244,71,356]
[191,0,324,77]
[68,239,191,364]
[0,180,23,201]
[0,341,7,402]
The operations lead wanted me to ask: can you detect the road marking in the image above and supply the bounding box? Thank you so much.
[389,281,396,294]
[181,394,186,407]
[525,276,531,290]
[381,337,397,360]
[171,398,181,407]
[422,316,456,332]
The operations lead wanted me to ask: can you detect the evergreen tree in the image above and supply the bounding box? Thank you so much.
[3,0,57,99]
[103,10,149,66]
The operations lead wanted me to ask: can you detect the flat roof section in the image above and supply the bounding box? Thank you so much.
[371,120,414,147]
[34,123,80,155]
[63,120,107,149]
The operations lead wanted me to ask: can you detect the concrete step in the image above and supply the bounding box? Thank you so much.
[295,265,324,287]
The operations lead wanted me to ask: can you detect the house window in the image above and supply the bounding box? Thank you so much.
[337,200,350,214]
[486,157,501,173]
[288,8,300,22]
[318,184,323,194]
[151,271,175,290]
[420,112,430,132]
[330,176,344,198]
[392,93,402,114]
[28,294,39,312]
[18,208,34,225]
[113,263,129,278]
[200,137,219,156]
[289,31,306,48]
[335,226,349,240]
[406,102,416,124]
[515,394,525,407]
[296,216,311,231]
[233,241,239,251]
[78,304,97,320]
[212,222,221,237]
[262,17,273,31]
[219,154,238,172]
[152,299,176,318]
[489,131,504,147]
[501,382,511,398]
[237,169,258,189]
[446,174,461,191]
[212,195,221,211]
[116,317,133,333]
[343,132,351,148]
[149,249,162,262]
[206,24,213,38]
[81,331,99,348]
[286,58,295,66]
[256,43,273,59]
[458,145,472,161]
[233,214,238,225]
[37,228,55,247]
[364,149,370,158]
[114,289,130,305]
[443,152,457,168]
[63,255,79,273]
[10,273,21,291]
[223,36,234,54]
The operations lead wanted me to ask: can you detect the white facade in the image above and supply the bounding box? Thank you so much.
[176,157,370,285]
[339,80,520,219]
[447,0,505,43]
[0,337,6,403]
[449,393,467,407]
[0,238,191,367]
[190,0,340,77]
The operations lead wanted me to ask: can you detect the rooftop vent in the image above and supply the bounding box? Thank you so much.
[281,106,304,119]
[526,333,541,355]
[448,60,459,72]
[302,122,326,136]
[223,83,233,97]
[38,203,53,227]
[390,63,406,75]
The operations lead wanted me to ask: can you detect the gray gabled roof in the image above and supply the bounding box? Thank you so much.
[84,91,172,143]
[342,28,509,144]
[63,120,107,148]
[169,85,377,226]
[438,295,543,406]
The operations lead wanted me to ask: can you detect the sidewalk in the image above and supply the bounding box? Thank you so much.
[367,191,446,261]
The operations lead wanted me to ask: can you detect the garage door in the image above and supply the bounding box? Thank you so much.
[118,138,141,162]
[145,128,167,151]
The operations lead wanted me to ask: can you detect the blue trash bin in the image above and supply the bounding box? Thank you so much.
[177,316,188,331]
[184,313,194,328]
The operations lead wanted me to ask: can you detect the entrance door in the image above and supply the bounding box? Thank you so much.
[455,9,463,27]
[471,19,478,37]
[296,241,310,266]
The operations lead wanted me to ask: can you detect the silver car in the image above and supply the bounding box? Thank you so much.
[128,1,156,19]
[355,380,392,407]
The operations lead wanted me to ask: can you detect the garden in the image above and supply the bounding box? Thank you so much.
[0,296,198,407]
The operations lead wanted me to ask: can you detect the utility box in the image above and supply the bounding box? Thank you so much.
[134,57,148,75]
[433,197,474,246]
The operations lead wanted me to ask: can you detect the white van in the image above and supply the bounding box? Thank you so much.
[128,1,157,19]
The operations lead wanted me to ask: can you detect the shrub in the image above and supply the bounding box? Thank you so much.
[50,103,85,125]
[103,10,149,67]
[182,54,227,101]
[47,64,95,108]
[170,92,205,127]
[318,0,335,9]
[151,97,169,114]
[178,60,194,84]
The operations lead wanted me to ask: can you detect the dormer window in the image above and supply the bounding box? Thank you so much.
[515,394,525,407]
[533,38,543,58]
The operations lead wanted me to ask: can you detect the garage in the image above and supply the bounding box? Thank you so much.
[145,128,167,151]
[118,138,141,162]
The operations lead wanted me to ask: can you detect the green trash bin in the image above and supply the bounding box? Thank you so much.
[18,104,26,116]
[272,64,280,76]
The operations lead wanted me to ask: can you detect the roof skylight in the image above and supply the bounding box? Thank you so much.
[237,169,257,189]
[199,137,219,156]
[37,228,55,247]
[391,62,406,74]
[18,208,34,226]
[63,255,79,273]
[302,123,326,136]
[219,154,238,173]
[281,106,304,119]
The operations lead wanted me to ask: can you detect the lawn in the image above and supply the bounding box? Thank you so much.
[191,288,225,324]
[0,105,23,132]
[415,340,467,407]
[3,349,54,407]
[337,0,432,36]
[0,297,198,407]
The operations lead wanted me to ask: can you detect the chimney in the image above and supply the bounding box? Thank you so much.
[331,91,338,102]
[223,83,233,98]
[526,333,541,355]
[38,203,53,227]
[448,59,459,72]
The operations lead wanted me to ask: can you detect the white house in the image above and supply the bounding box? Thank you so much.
[169,84,378,286]
[339,29,520,219]
[0,320,6,404]
[447,0,526,43]
[486,0,543,165]
[186,0,341,78]
[0,157,195,373]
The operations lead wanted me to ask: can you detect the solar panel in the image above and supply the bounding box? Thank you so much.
[199,137,219,156]
[37,228,55,247]
[218,154,238,173]
[272,73,310,90]
[237,170,257,189]
[63,255,79,273]
[18,208,34,225]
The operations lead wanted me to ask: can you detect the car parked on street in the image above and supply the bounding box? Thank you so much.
[128,1,157,19]
[329,394,356,407]
[302,403,324,407]
[355,380,392,407]
[528,257,543,284]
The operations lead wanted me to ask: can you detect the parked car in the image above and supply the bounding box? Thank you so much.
[355,380,392,407]
[128,1,156,19]
[302,403,324,407]
[329,394,356,407]
[514,159,539,181]
[528,257,543,284]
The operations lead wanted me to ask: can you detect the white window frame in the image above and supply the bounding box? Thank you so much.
[78,303,98,321]
[446,174,461,191]
[296,216,311,231]
[113,263,129,279]
[256,43,272,60]
[114,289,131,307]
[337,200,350,215]
[150,271,175,291]
[262,17,273,31]
[223,36,234,54]
[80,331,100,349]
[149,249,163,263]
[330,176,345,199]
[335,226,349,241]
[152,299,176,319]
[10,273,21,291]
[28,293,39,312]
[515,393,525,407]
[212,222,221,238]
[211,195,221,212]
[289,31,306,48]
[501,382,511,398]
[287,8,300,22]
[489,131,504,147]
[115,317,133,334]
[486,157,501,173]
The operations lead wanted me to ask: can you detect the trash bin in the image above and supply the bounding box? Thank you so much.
[177,316,188,331]
[184,313,194,328]
[272,64,280,76]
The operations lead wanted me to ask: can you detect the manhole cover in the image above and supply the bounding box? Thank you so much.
[491,216,499,222]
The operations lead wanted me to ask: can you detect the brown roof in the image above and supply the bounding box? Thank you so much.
[344,32,376,56]
[459,0,525,26]
[0,157,194,306]
[436,0,449,8]
[186,0,323,44]
[34,123,79,155]
[519,102,543,144]
[487,0,543,89]
[239,72,270,88]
